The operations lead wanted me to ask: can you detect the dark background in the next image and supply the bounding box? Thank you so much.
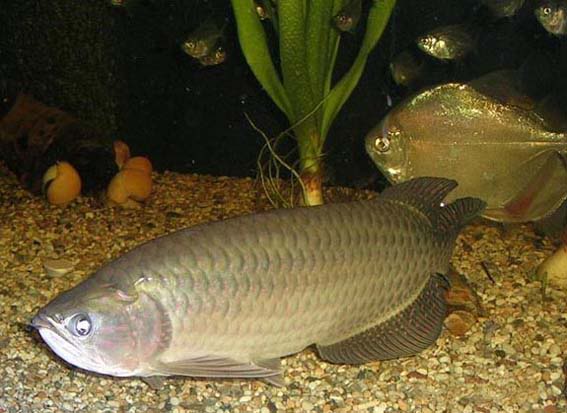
[0,0,564,190]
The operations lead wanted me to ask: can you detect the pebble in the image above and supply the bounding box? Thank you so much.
[439,356,451,364]
[444,311,476,336]
[372,405,387,413]
[551,357,563,365]
[42,258,75,277]
[548,344,561,357]
[544,405,558,413]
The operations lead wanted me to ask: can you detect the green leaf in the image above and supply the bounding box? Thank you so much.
[323,0,344,94]
[321,0,396,140]
[231,0,292,118]
[305,0,333,103]
[278,0,315,123]
[278,0,321,168]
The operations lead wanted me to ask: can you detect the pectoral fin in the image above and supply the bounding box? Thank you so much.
[485,150,567,222]
[317,274,449,364]
[154,355,283,385]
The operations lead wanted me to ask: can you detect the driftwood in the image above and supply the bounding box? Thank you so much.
[0,93,117,194]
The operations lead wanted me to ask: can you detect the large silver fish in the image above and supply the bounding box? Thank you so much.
[31,178,484,386]
[366,83,567,223]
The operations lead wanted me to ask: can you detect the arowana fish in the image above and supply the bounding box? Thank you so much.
[31,178,484,386]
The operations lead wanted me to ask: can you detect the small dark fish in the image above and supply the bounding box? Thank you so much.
[535,93,567,132]
[198,46,227,67]
[480,0,525,18]
[254,0,273,20]
[109,0,139,10]
[390,51,424,87]
[467,69,535,110]
[333,0,362,33]
[417,24,475,60]
[535,0,567,36]
[182,19,224,59]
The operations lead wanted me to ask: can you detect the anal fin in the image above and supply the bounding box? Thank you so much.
[262,374,285,387]
[317,274,449,364]
[154,355,283,386]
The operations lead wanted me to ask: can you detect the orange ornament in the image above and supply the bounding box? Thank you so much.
[42,161,82,206]
[107,168,152,206]
[113,140,131,169]
[123,156,153,174]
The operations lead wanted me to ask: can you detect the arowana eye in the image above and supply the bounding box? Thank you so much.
[69,314,92,337]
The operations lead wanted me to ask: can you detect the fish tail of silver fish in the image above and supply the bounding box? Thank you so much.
[317,273,449,364]
[317,177,486,364]
[380,177,487,235]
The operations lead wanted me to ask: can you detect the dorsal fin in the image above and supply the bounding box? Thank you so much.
[438,197,486,234]
[380,178,486,233]
[379,177,458,223]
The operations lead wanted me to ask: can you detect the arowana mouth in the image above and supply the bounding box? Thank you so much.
[30,311,53,330]
[30,312,112,375]
[30,311,82,361]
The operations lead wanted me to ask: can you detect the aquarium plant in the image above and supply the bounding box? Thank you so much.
[231,0,396,205]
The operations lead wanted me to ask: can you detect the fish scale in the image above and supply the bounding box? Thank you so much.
[32,178,485,384]
[131,200,441,358]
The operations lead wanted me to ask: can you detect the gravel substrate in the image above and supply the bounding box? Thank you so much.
[0,169,566,413]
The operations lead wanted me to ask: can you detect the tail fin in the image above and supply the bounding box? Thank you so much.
[380,177,486,231]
